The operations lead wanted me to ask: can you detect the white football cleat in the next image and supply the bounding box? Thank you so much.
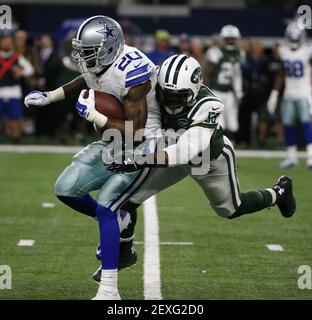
[278,159,299,169]
[92,287,121,300]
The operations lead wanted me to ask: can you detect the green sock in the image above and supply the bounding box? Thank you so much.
[229,189,274,219]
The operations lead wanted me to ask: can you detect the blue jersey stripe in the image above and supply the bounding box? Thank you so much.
[126,64,149,79]
[125,72,152,88]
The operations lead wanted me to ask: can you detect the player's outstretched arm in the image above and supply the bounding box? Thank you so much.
[107,126,214,172]
[24,75,88,108]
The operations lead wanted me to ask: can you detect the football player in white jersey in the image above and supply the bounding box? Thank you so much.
[24,16,161,300]
[267,22,312,169]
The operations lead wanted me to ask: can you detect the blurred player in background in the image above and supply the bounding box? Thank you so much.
[267,22,312,169]
[204,25,244,143]
[0,33,34,143]
[24,15,160,300]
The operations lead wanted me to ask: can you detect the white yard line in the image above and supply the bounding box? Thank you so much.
[159,241,193,246]
[41,202,56,208]
[236,150,307,158]
[143,196,162,300]
[0,145,82,154]
[134,241,193,246]
[0,145,309,159]
[266,244,284,251]
[18,239,35,246]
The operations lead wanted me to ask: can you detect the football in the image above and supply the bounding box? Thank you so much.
[84,90,124,120]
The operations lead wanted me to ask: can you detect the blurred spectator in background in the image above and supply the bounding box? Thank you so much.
[15,30,40,77]
[120,19,142,48]
[191,38,206,69]
[38,34,56,89]
[147,29,176,65]
[39,35,54,67]
[257,44,284,148]
[209,35,221,49]
[178,33,191,55]
[0,33,34,143]
[237,39,263,148]
[33,34,59,137]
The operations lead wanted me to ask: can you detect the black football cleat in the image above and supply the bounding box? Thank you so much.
[273,175,296,218]
[118,242,138,270]
[93,242,138,282]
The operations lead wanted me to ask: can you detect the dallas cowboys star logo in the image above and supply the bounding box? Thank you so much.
[97,23,117,41]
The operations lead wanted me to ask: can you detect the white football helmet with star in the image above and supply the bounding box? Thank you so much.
[72,15,124,74]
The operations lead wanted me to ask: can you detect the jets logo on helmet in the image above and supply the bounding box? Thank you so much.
[191,67,202,84]
[72,15,124,74]
[156,55,202,115]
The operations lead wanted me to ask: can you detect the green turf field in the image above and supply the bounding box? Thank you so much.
[0,152,312,300]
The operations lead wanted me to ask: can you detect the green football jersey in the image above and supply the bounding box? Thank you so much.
[161,85,224,160]
[207,46,242,92]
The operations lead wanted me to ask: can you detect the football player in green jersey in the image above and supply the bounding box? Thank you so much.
[93,54,296,282]
[204,25,244,142]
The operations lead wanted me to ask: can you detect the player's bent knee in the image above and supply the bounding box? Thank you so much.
[211,205,236,219]
[227,204,245,219]
[54,163,81,197]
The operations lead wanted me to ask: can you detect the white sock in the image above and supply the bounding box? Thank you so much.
[100,269,118,292]
[266,188,277,205]
[306,143,312,160]
[287,145,298,162]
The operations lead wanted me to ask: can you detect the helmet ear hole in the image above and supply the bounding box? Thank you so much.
[108,47,113,54]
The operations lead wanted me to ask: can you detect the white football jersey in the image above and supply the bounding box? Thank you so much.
[82,44,161,137]
[278,43,312,99]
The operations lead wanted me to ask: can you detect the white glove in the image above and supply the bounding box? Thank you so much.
[76,89,96,118]
[267,90,279,115]
[24,90,51,108]
[76,89,108,128]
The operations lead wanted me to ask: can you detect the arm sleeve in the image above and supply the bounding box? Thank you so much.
[18,56,34,77]
[163,126,214,166]
[190,100,224,129]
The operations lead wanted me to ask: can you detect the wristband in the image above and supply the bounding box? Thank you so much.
[49,87,65,103]
[86,109,108,128]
